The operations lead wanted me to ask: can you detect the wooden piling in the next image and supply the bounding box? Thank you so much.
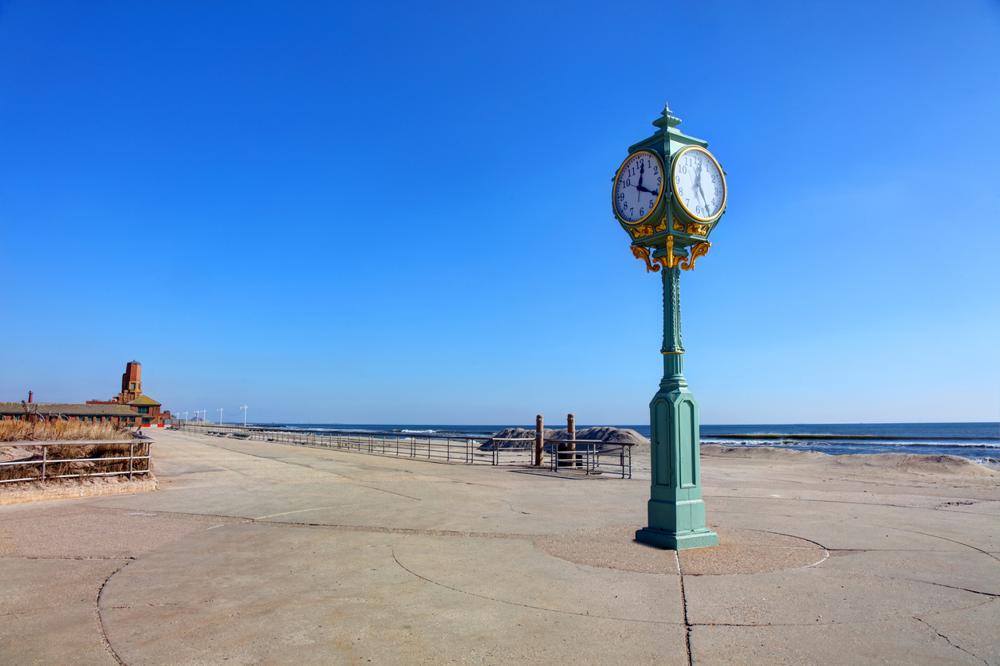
[567,413,577,467]
[534,414,544,466]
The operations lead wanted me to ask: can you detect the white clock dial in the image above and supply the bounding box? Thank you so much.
[671,146,726,221]
[613,150,664,224]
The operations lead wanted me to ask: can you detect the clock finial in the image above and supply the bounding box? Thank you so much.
[654,101,682,129]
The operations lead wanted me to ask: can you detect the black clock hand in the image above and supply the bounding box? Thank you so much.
[637,160,645,190]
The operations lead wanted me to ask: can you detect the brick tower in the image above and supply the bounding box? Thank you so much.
[119,361,142,403]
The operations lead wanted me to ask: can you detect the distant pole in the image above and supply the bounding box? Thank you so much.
[218,407,223,424]
[240,404,248,427]
[534,414,544,467]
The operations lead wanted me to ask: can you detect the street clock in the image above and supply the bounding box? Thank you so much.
[611,103,727,272]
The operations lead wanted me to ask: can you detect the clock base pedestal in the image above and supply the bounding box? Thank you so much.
[636,525,719,551]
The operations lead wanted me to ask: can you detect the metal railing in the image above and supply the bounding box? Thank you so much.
[546,439,632,478]
[0,440,152,484]
[177,423,632,477]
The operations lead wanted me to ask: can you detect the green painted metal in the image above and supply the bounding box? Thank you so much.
[634,265,718,550]
[613,103,723,252]
[613,103,724,551]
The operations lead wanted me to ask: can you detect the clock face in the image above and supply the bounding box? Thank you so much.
[671,146,726,222]
[613,150,664,224]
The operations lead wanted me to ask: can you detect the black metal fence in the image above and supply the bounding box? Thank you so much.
[548,439,632,478]
[177,423,631,478]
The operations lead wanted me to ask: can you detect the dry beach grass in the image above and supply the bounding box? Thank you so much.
[0,421,148,485]
[0,419,132,442]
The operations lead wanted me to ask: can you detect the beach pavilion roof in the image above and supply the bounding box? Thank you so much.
[128,395,161,407]
[0,402,139,417]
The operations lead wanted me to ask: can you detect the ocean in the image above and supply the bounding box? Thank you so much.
[249,421,1000,464]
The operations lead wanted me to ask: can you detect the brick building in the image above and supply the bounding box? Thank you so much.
[87,361,172,427]
[2,361,172,428]
[0,401,140,426]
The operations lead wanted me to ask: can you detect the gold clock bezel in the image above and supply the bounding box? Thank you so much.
[612,150,666,226]
[670,145,727,223]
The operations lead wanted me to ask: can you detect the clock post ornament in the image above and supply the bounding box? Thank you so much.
[613,103,726,550]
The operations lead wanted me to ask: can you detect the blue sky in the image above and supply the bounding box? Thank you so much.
[1,1,998,425]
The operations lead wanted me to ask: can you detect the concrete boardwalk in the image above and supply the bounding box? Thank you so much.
[1,429,998,664]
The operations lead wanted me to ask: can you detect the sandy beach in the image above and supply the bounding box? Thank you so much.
[1,427,998,664]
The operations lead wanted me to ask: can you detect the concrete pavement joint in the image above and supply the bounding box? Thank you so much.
[878,524,1000,564]
[197,439,424,501]
[0,555,135,561]
[873,577,1000,600]
[675,551,693,666]
[90,505,535,540]
[708,494,996,517]
[96,558,134,666]
[390,546,681,626]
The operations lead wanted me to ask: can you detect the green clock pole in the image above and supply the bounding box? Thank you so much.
[635,263,719,550]
[613,103,725,550]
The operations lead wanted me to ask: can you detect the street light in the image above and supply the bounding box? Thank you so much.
[218,407,224,425]
[240,404,248,427]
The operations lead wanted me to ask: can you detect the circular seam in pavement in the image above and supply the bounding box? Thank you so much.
[533,526,829,575]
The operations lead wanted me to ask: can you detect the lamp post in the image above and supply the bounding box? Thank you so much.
[218,407,224,425]
[240,405,248,427]
[611,103,726,550]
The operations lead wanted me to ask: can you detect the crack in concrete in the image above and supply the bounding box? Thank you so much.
[914,616,988,665]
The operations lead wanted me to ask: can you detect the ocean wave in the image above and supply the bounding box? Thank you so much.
[399,429,437,434]
[705,433,998,442]
[701,438,999,449]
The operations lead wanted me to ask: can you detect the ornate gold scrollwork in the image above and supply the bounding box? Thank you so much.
[686,222,709,236]
[632,215,669,241]
[635,236,706,272]
[632,223,653,239]
[631,245,660,272]
[679,242,710,271]
[653,235,685,270]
